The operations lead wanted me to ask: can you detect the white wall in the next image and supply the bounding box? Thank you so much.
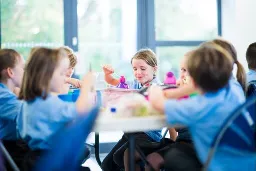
[222,0,256,71]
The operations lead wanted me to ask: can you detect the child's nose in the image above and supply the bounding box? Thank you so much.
[136,70,142,75]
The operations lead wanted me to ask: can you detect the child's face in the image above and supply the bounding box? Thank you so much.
[50,57,70,92]
[11,55,25,88]
[179,58,188,80]
[66,66,74,78]
[177,57,191,87]
[132,59,156,85]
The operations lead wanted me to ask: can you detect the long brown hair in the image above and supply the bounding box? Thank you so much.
[0,49,21,82]
[211,39,246,92]
[19,47,68,101]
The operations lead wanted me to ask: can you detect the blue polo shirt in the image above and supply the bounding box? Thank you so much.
[17,94,78,150]
[247,69,256,83]
[164,78,248,171]
[129,78,162,142]
[0,83,22,140]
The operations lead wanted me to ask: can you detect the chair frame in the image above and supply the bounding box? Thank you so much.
[0,141,20,171]
[203,96,256,171]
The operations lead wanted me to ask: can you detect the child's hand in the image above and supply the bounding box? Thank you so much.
[76,72,95,114]
[81,72,95,92]
[65,78,82,88]
[148,85,165,113]
[102,65,114,75]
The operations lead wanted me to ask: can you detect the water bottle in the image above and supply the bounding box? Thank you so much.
[164,72,176,85]
[116,76,129,89]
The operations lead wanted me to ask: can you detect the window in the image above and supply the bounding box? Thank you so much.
[76,0,137,81]
[156,46,197,80]
[153,0,220,80]
[1,0,64,59]
[155,0,218,40]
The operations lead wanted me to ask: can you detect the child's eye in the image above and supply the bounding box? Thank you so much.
[141,68,146,71]
[181,68,187,72]
[133,68,137,71]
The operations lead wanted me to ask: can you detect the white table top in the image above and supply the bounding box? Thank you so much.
[92,111,167,133]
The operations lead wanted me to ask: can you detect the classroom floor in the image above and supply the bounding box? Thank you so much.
[82,154,106,171]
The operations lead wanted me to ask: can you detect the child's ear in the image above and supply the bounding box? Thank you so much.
[6,68,14,78]
[153,66,158,73]
[190,78,197,88]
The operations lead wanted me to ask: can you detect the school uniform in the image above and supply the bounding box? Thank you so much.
[101,78,163,171]
[17,94,78,150]
[16,94,84,170]
[247,69,256,83]
[164,78,247,171]
[0,83,30,170]
[0,83,21,140]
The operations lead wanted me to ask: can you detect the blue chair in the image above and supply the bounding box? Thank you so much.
[246,80,256,98]
[35,106,100,171]
[203,96,256,171]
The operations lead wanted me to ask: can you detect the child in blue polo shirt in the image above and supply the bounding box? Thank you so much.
[0,49,24,140]
[0,49,29,170]
[246,42,256,83]
[17,47,97,169]
[101,49,163,171]
[148,43,246,171]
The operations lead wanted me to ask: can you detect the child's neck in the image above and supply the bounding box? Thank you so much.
[2,80,16,92]
[141,78,154,86]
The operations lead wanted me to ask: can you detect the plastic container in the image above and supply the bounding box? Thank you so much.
[116,76,129,89]
[164,72,176,85]
[58,94,74,102]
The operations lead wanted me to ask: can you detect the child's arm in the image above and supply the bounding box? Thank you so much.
[168,128,177,141]
[58,78,82,94]
[163,83,196,99]
[102,65,119,86]
[76,72,96,114]
[65,77,82,88]
[148,85,166,113]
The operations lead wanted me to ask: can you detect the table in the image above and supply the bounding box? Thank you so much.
[92,111,167,171]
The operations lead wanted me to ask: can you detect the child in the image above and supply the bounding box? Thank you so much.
[148,43,246,171]
[245,42,256,83]
[17,47,96,169]
[103,48,158,89]
[59,46,82,94]
[101,49,163,171]
[163,50,197,99]
[0,49,29,170]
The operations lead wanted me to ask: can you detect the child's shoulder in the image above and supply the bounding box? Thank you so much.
[0,84,17,100]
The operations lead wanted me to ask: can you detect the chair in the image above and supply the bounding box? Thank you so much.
[246,80,256,97]
[203,96,256,171]
[35,106,100,171]
[114,128,172,171]
[0,141,20,171]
